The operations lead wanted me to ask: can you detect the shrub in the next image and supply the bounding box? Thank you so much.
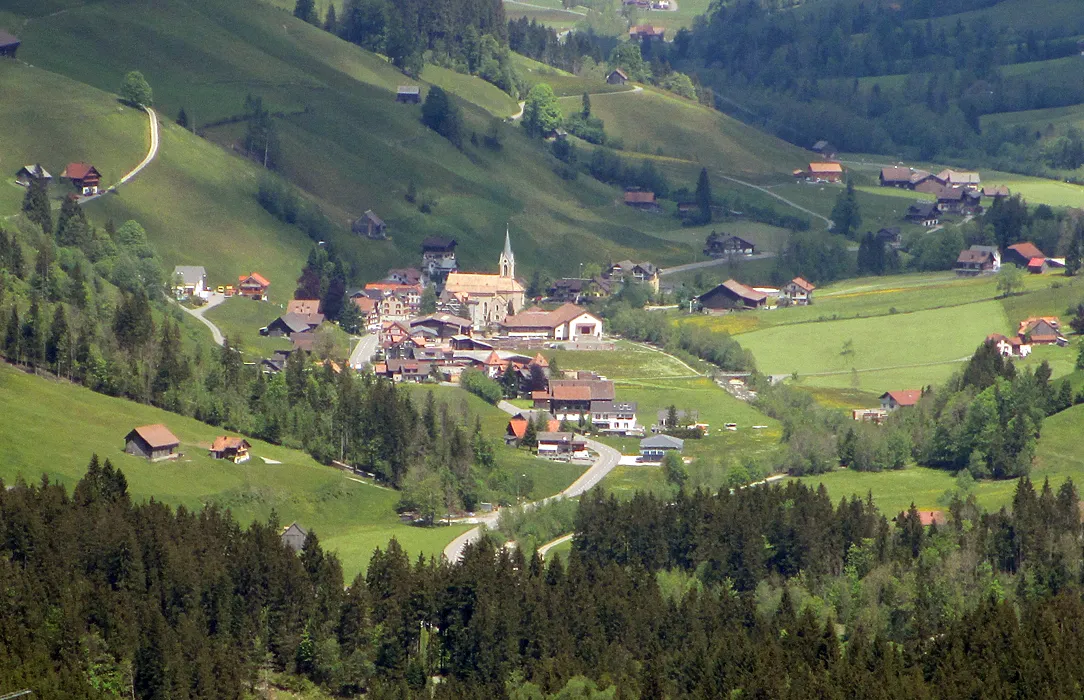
[460,368,503,404]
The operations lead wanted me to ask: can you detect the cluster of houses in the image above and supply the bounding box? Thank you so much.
[884,167,1012,226]
[172,265,271,302]
[15,162,103,197]
[953,241,1065,277]
[122,424,251,463]
[987,316,1067,359]
[696,277,815,311]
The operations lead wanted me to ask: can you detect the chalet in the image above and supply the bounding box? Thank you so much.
[905,202,940,227]
[365,282,422,308]
[629,25,665,41]
[1005,242,1045,268]
[261,349,293,374]
[987,333,1031,358]
[639,434,684,461]
[421,237,458,278]
[936,169,981,187]
[237,272,270,300]
[210,436,251,463]
[0,30,20,59]
[264,311,324,338]
[697,279,767,310]
[982,185,1010,199]
[533,379,615,421]
[936,186,981,214]
[286,299,320,316]
[624,190,659,210]
[781,277,815,305]
[913,178,944,196]
[500,303,603,341]
[548,277,608,303]
[879,166,914,188]
[353,296,380,331]
[704,233,755,258]
[281,523,309,553]
[411,312,473,339]
[172,266,207,299]
[1018,317,1063,345]
[15,164,51,187]
[379,320,413,347]
[61,162,102,195]
[124,424,180,461]
[954,245,1000,276]
[876,227,902,248]
[353,209,387,239]
[536,432,589,460]
[590,401,641,435]
[605,260,660,292]
[606,68,628,85]
[396,86,421,103]
[808,162,843,183]
[386,267,423,285]
[880,390,921,411]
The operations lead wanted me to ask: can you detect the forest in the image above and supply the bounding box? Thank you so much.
[9,459,1084,697]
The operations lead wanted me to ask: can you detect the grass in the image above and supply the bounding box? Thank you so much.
[511,53,629,97]
[204,296,296,357]
[420,64,520,117]
[0,363,466,578]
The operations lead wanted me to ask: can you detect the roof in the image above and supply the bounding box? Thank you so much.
[537,432,586,444]
[936,169,981,185]
[970,245,999,256]
[292,331,316,352]
[211,436,249,451]
[907,202,939,217]
[240,272,271,287]
[880,166,912,182]
[507,415,529,439]
[789,277,815,292]
[397,85,420,95]
[61,162,99,180]
[916,510,946,526]
[640,434,685,450]
[444,272,525,295]
[708,279,767,303]
[386,267,422,283]
[982,185,1010,197]
[881,390,921,407]
[354,296,377,313]
[1028,257,1046,269]
[530,353,549,368]
[277,312,324,333]
[808,162,843,174]
[609,68,628,79]
[656,408,688,421]
[624,191,656,204]
[287,299,320,315]
[502,303,595,330]
[591,400,638,413]
[630,25,664,35]
[173,265,206,285]
[1019,317,1060,338]
[281,522,309,552]
[411,312,473,329]
[17,164,51,179]
[956,249,994,265]
[0,30,19,48]
[128,424,180,449]
[363,209,384,227]
[1007,242,1045,260]
[545,379,615,402]
[421,236,457,251]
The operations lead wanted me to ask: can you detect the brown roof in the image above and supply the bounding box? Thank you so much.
[982,185,1010,197]
[549,385,592,401]
[546,379,615,402]
[956,249,993,264]
[1007,242,1045,260]
[624,191,656,204]
[503,303,592,330]
[211,436,249,451]
[61,162,100,180]
[354,296,377,313]
[881,390,921,407]
[722,279,767,302]
[610,68,628,80]
[530,353,549,368]
[790,277,815,292]
[240,272,270,287]
[130,424,180,449]
[808,162,843,174]
[880,166,912,182]
[287,299,320,315]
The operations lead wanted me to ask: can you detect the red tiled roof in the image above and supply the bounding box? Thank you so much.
[240,272,270,287]
[1007,242,1045,260]
[917,510,946,526]
[507,415,528,439]
[790,277,815,292]
[354,297,377,313]
[882,390,921,406]
[1027,257,1045,268]
[62,162,99,180]
[287,299,320,315]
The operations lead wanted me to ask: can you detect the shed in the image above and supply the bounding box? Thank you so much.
[281,522,309,553]
[606,68,628,85]
[697,279,767,310]
[639,434,684,460]
[125,424,180,461]
[396,86,421,103]
[353,209,387,239]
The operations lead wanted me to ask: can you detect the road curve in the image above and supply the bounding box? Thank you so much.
[175,292,226,346]
[81,107,159,203]
[537,533,574,559]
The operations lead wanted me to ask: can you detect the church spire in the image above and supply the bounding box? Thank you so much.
[499,224,515,279]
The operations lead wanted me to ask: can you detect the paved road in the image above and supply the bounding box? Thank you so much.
[176,292,226,345]
[537,533,574,559]
[81,107,159,203]
[504,0,586,15]
[659,251,777,277]
[348,333,378,370]
[509,101,526,121]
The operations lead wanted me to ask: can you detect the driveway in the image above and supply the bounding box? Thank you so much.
[349,333,378,370]
[175,292,226,346]
[80,107,159,203]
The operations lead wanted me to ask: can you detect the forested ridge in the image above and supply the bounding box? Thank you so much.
[9,458,1084,697]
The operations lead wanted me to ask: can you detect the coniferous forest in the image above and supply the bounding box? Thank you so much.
[8,458,1084,697]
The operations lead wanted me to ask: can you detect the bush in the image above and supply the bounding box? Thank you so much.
[460,368,503,404]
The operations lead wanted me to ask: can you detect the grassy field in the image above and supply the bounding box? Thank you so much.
[205,296,297,357]
[0,364,465,577]
[420,64,520,117]
[512,53,630,97]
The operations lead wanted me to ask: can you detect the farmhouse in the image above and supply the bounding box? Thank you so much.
[264,311,324,338]
[533,379,615,421]
[0,30,20,59]
[237,272,270,300]
[905,202,940,227]
[987,333,1031,358]
[879,166,914,188]
[1018,317,1063,345]
[639,434,684,461]
[936,186,981,214]
[396,86,421,103]
[172,265,208,299]
[286,299,321,316]
[704,233,755,257]
[548,277,610,303]
[781,277,815,305]
[983,185,1010,199]
[210,436,251,463]
[281,523,309,553]
[421,237,458,278]
[880,390,921,411]
[876,227,902,248]
[604,260,660,292]
[15,164,51,187]
[954,245,1000,276]
[936,169,981,186]
[353,210,387,239]
[606,68,628,85]
[590,401,641,435]
[500,303,603,341]
[624,191,659,210]
[698,279,768,310]
[629,25,665,41]
[1005,242,1045,268]
[61,162,102,195]
[808,162,843,183]
[443,232,525,329]
[536,432,589,460]
[124,424,180,461]
[913,179,944,196]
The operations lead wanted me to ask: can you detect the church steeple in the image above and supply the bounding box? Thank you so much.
[499,225,515,279]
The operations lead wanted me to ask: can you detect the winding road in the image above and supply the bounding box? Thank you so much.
[176,292,226,346]
[81,107,159,202]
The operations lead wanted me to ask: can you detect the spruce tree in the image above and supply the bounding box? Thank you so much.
[695,167,712,225]
[22,172,52,236]
[4,304,20,362]
[324,3,338,33]
[176,106,189,129]
[294,0,317,23]
[581,91,591,118]
[830,179,861,239]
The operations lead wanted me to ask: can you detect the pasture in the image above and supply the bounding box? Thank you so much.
[204,296,294,357]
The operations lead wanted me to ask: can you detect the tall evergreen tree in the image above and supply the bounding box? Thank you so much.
[22,172,52,236]
[324,2,338,33]
[695,167,713,225]
[830,179,861,239]
[176,106,189,129]
[294,0,317,23]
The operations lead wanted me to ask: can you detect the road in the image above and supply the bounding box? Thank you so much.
[659,251,777,277]
[504,0,586,15]
[348,333,378,370]
[175,292,226,345]
[81,107,159,202]
[537,533,574,559]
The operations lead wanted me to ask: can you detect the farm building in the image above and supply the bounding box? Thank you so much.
[281,523,309,553]
[987,333,1031,358]
[1018,317,1063,345]
[623,191,659,210]
[396,86,421,103]
[533,379,615,421]
[1027,257,1048,274]
[353,209,387,239]
[264,311,324,338]
[124,424,180,461]
[0,30,19,58]
[237,272,270,300]
[536,432,589,460]
[698,279,768,310]
[606,68,628,85]
[411,312,473,339]
[639,434,684,461]
[15,164,51,187]
[61,162,102,195]
[1005,242,1045,268]
[905,202,939,227]
[629,25,665,41]
[982,185,1010,199]
[781,277,815,305]
[210,436,251,463]
[500,303,603,341]
[172,265,208,299]
[954,245,1000,276]
[807,162,843,182]
[704,233,755,257]
[880,391,921,411]
[936,169,981,186]
[936,186,981,214]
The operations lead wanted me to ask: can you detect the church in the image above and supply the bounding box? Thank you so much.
[441,229,526,330]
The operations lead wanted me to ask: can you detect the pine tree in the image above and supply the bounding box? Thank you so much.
[45,305,68,373]
[324,3,338,33]
[830,179,861,239]
[522,415,538,448]
[695,167,713,225]
[22,172,52,236]
[294,0,317,23]
[4,304,20,362]
[581,91,591,118]
[176,106,189,129]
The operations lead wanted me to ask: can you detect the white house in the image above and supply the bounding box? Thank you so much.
[880,390,921,411]
[172,265,208,299]
[590,401,641,436]
[781,277,815,305]
[536,432,589,460]
[500,303,603,341]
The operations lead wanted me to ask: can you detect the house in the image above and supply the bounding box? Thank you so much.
[287,299,321,316]
[590,401,640,435]
[536,432,589,460]
[548,277,609,303]
[281,523,309,553]
[396,86,421,103]
[421,236,458,278]
[606,68,628,85]
[500,303,603,341]
[629,25,665,41]
[880,390,921,411]
[261,349,293,373]
[172,265,208,299]
[60,162,102,195]
[210,436,251,463]
[987,333,1031,358]
[852,408,888,423]
[781,277,815,305]
[913,178,944,196]
[0,30,20,59]
[533,379,616,421]
[655,408,690,430]
[1027,257,1048,274]
[876,227,902,248]
[353,296,380,331]
[124,424,180,461]
[411,313,473,339]
[1018,317,1063,345]
[697,279,768,310]
[605,260,660,293]
[936,186,981,214]
[352,209,387,240]
[954,245,1000,276]
[639,434,684,461]
[905,202,940,227]
[237,272,270,300]
[386,267,423,285]
[936,169,981,187]
[808,162,843,183]
[1005,242,1045,268]
[624,191,659,210]
[982,185,1010,199]
[15,164,51,187]
[879,166,914,188]
[704,233,755,258]
[505,414,530,444]
[264,311,324,338]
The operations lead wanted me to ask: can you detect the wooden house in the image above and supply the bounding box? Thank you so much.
[237,272,270,300]
[606,68,628,85]
[263,311,324,338]
[807,162,843,183]
[0,30,19,59]
[1005,242,1045,268]
[781,277,815,305]
[536,432,589,460]
[353,209,386,239]
[15,164,51,187]
[286,299,321,316]
[624,191,659,210]
[905,202,940,227]
[704,233,755,257]
[210,436,251,463]
[697,279,768,310]
[396,86,421,103]
[124,424,180,461]
[1018,317,1063,345]
[954,245,1000,276]
[605,260,659,292]
[60,162,102,195]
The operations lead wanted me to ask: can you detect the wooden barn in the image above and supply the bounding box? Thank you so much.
[124,424,180,461]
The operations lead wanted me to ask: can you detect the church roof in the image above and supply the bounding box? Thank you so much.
[444,273,525,295]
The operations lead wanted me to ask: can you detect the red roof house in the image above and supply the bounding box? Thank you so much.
[880,390,921,411]
[1005,242,1045,267]
[61,162,102,195]
[238,273,270,299]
